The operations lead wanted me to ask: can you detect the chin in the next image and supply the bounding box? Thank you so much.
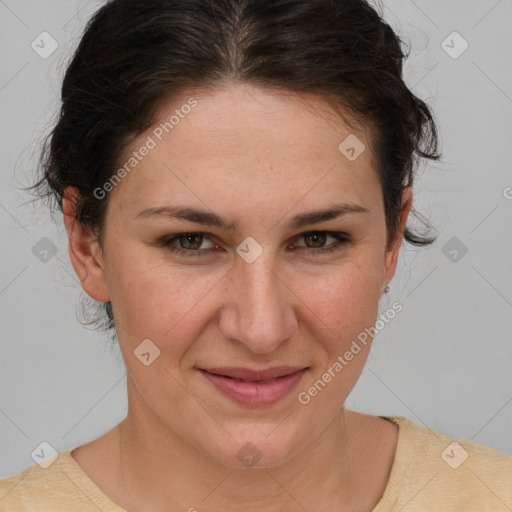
[198,423,311,469]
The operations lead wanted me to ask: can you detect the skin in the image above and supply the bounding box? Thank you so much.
[63,82,412,512]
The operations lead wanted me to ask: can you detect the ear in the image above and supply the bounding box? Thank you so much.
[62,186,110,303]
[382,186,413,291]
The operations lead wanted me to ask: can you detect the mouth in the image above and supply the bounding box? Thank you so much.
[200,366,307,381]
[197,366,309,406]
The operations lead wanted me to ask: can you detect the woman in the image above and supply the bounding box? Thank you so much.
[1,0,511,510]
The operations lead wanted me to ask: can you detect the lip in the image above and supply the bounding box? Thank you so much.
[200,366,306,381]
[199,367,308,406]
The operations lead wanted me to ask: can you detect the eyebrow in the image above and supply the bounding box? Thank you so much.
[134,202,369,231]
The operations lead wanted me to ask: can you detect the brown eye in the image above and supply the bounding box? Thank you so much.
[292,231,351,255]
[158,232,216,256]
[178,234,204,250]
[303,232,327,248]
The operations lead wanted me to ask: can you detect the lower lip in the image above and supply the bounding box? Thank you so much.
[199,368,308,406]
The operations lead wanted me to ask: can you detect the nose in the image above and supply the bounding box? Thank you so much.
[218,255,298,354]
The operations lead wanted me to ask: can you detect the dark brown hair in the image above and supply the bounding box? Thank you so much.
[28,0,442,338]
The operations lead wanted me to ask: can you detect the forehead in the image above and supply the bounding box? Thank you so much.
[110,83,379,214]
[150,83,372,159]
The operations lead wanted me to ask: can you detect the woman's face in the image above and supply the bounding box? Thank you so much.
[69,83,410,467]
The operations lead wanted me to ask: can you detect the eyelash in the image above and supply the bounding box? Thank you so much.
[157,231,351,257]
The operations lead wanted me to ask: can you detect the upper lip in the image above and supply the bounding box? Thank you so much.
[199,366,307,381]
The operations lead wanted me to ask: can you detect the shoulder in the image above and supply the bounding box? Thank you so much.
[0,450,123,511]
[380,415,512,511]
[0,453,78,512]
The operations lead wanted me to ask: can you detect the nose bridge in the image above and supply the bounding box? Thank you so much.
[219,251,297,353]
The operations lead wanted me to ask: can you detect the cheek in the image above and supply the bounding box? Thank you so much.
[106,252,224,352]
[292,262,381,415]
[292,257,382,334]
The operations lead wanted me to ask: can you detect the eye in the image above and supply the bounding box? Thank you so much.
[158,233,218,257]
[291,231,351,255]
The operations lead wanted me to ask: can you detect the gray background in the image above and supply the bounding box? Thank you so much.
[1,0,511,478]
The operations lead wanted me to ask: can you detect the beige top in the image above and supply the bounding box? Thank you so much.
[1,416,511,511]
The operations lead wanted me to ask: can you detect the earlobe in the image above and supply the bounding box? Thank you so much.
[62,187,111,303]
